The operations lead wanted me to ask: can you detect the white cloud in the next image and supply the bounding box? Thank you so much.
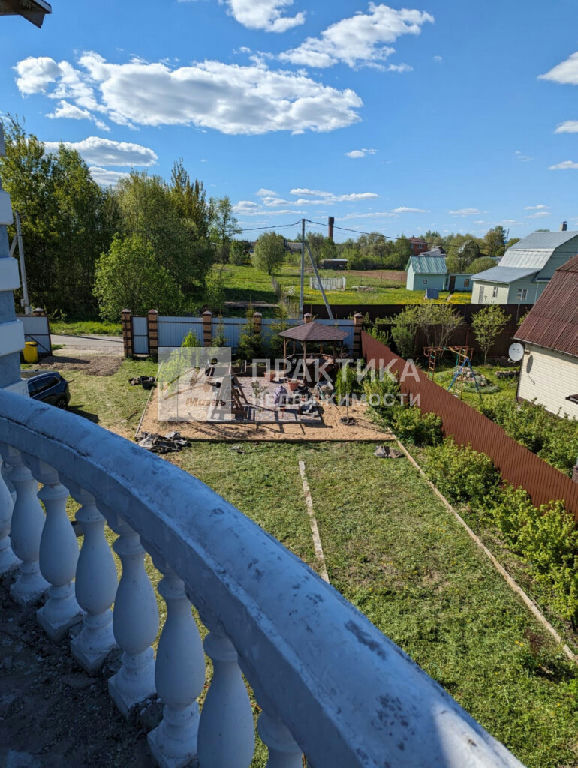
[449,208,482,216]
[528,211,551,218]
[46,100,110,131]
[44,136,158,166]
[224,0,305,32]
[433,55,442,63]
[289,188,378,203]
[539,52,578,85]
[549,160,578,170]
[256,188,277,197]
[233,200,260,213]
[555,120,578,133]
[341,210,397,220]
[392,206,427,213]
[514,150,532,162]
[15,53,362,135]
[346,147,377,159]
[233,199,305,216]
[89,166,130,186]
[524,204,548,210]
[279,3,433,69]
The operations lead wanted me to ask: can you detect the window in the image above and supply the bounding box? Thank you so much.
[517,288,528,301]
[423,279,428,285]
[492,286,499,298]
[464,279,470,288]
[479,286,485,302]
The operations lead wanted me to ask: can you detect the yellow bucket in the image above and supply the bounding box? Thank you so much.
[23,340,39,364]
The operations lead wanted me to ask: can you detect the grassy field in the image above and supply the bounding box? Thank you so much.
[212,262,472,309]
[50,320,122,336]
[48,359,578,768]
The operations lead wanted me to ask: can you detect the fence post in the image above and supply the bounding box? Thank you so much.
[121,309,133,359]
[353,313,363,358]
[202,311,213,347]
[147,310,159,361]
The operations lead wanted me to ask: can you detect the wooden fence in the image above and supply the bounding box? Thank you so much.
[362,331,578,519]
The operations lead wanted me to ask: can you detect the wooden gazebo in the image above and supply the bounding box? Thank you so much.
[279,321,348,366]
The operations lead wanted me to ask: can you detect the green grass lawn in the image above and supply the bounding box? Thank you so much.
[210,262,472,309]
[52,360,576,768]
[50,320,122,336]
[432,362,520,411]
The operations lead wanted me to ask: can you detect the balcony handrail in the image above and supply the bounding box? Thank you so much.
[0,391,524,767]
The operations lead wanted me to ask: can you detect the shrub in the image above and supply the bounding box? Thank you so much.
[425,440,500,505]
[181,330,200,347]
[363,373,401,423]
[393,408,443,446]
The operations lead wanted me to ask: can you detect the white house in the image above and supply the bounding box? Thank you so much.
[515,255,578,419]
[471,230,578,305]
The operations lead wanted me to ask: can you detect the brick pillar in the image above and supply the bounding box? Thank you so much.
[147,309,159,361]
[303,312,312,324]
[202,311,213,347]
[353,313,363,358]
[121,309,133,359]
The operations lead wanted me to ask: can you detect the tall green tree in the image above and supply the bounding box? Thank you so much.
[253,232,286,275]
[94,234,183,319]
[0,116,117,316]
[484,226,507,259]
[209,196,240,264]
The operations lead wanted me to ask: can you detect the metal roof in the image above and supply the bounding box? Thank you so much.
[515,255,578,357]
[500,232,578,270]
[408,254,447,274]
[279,321,348,342]
[471,266,539,284]
[0,0,51,26]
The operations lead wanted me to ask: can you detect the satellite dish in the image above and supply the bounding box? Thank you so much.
[508,342,524,362]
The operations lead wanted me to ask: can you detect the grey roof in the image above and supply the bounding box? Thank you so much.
[500,231,578,270]
[471,266,539,284]
[408,254,447,274]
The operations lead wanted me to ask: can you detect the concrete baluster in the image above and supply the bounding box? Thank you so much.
[258,712,303,768]
[148,565,205,768]
[27,457,82,640]
[197,624,254,768]
[3,446,48,603]
[108,517,158,716]
[0,453,19,574]
[70,487,117,672]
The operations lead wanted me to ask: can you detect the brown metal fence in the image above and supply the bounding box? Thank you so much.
[362,331,578,519]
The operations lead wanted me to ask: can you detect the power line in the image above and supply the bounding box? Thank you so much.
[238,219,302,233]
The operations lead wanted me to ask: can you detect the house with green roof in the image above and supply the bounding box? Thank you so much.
[406,249,447,291]
[471,230,578,305]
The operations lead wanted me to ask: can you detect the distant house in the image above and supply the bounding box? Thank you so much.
[447,274,473,292]
[320,258,348,270]
[471,231,578,305]
[409,237,428,256]
[514,255,578,419]
[406,249,447,291]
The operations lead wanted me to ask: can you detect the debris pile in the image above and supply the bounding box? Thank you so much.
[495,369,518,380]
[129,376,156,389]
[137,431,190,454]
[374,445,403,459]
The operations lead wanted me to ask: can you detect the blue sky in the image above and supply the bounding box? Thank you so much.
[1,0,578,241]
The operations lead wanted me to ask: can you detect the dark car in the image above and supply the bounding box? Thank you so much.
[27,373,71,408]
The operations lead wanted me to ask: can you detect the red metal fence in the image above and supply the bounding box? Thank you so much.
[362,331,578,519]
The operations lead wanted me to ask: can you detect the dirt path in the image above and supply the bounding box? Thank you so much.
[51,334,123,357]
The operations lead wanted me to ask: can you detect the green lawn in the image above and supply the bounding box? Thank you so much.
[50,320,122,336]
[210,262,472,309]
[432,362,520,410]
[52,360,575,768]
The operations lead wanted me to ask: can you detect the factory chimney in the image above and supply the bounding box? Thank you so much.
[328,216,335,242]
[560,220,568,232]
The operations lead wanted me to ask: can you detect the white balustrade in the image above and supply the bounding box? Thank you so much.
[2,445,48,603]
[68,485,118,672]
[24,457,82,640]
[109,517,159,716]
[258,712,303,768]
[0,454,19,574]
[197,624,255,768]
[148,563,205,768]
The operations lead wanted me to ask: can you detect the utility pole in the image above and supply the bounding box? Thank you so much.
[299,218,305,318]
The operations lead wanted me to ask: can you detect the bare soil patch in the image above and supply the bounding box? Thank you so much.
[30,355,122,376]
[139,387,393,442]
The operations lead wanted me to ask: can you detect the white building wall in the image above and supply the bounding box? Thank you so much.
[518,344,578,419]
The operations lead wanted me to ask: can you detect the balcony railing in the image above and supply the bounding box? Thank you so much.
[0,390,525,768]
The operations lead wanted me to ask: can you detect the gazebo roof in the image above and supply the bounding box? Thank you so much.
[279,321,347,342]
